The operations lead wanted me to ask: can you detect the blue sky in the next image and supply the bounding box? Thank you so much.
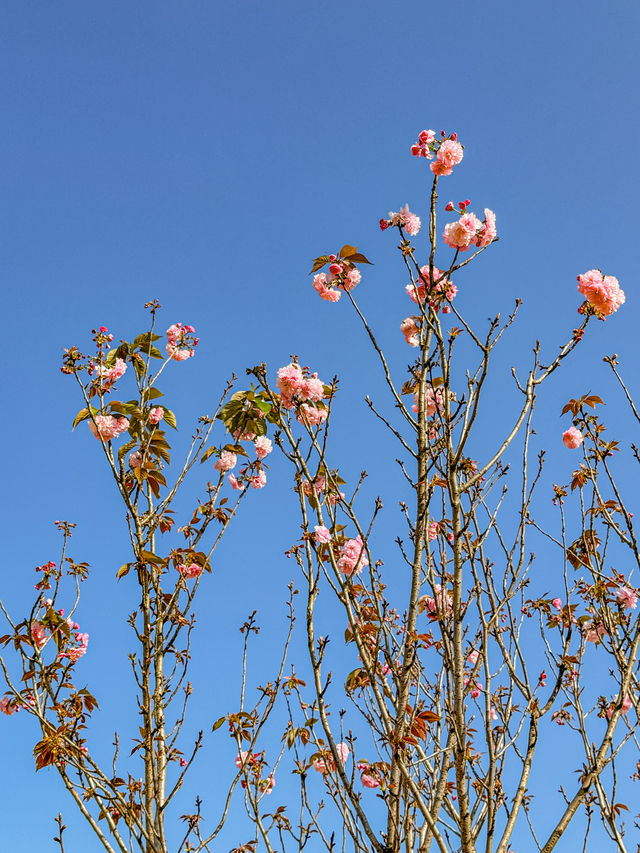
[2,1,639,849]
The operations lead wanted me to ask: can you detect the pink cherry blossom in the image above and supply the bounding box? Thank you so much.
[254,436,272,459]
[0,696,15,716]
[314,525,331,544]
[616,586,638,609]
[31,622,47,649]
[577,270,625,316]
[60,632,89,663]
[358,764,381,788]
[429,138,464,176]
[427,522,439,541]
[467,650,480,665]
[214,450,237,473]
[128,450,142,469]
[342,268,361,292]
[412,386,443,416]
[235,750,250,769]
[312,742,350,774]
[264,774,276,794]
[562,427,583,449]
[476,209,497,247]
[401,317,420,347]
[583,621,607,644]
[228,473,243,490]
[606,695,633,719]
[149,407,164,425]
[297,403,328,427]
[551,598,563,610]
[389,204,421,236]
[313,272,342,302]
[443,212,482,251]
[277,362,305,400]
[337,536,369,576]
[89,415,130,442]
[178,563,203,579]
[301,374,325,402]
[251,471,267,489]
[95,357,127,386]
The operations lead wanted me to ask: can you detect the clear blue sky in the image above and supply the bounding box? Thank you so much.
[2,1,639,849]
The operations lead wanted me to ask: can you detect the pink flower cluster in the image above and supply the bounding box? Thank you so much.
[577,270,625,317]
[312,742,350,774]
[406,265,457,313]
[94,357,127,387]
[277,362,327,426]
[228,470,267,490]
[89,415,130,441]
[149,407,164,425]
[166,323,198,361]
[314,525,331,544]
[357,762,381,789]
[214,450,237,473]
[410,129,464,177]
[31,622,47,649]
[302,475,344,506]
[616,586,638,609]
[177,562,203,579]
[443,208,497,251]
[412,385,443,417]
[421,584,453,616]
[562,427,583,449]
[313,265,361,302]
[0,696,16,715]
[400,317,420,348]
[337,536,368,576]
[380,204,421,236]
[59,631,89,663]
[605,695,633,719]
[254,436,272,459]
[234,751,276,795]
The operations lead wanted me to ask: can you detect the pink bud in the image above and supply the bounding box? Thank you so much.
[410,144,421,156]
[329,254,337,261]
[328,263,343,275]
[445,201,454,211]
[379,219,390,231]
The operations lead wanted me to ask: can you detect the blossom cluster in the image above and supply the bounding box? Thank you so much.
[443,208,496,251]
[277,362,328,426]
[313,264,362,303]
[166,323,199,361]
[235,751,276,795]
[337,536,368,576]
[380,204,421,236]
[89,414,130,442]
[410,129,464,177]
[312,741,349,774]
[577,270,625,317]
[406,265,457,313]
[92,357,127,388]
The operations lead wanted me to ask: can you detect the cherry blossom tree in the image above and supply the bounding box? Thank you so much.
[2,129,638,853]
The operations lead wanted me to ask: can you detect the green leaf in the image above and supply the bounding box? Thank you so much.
[201,446,217,464]
[348,252,373,265]
[309,255,330,275]
[163,408,177,430]
[147,387,164,400]
[116,563,132,580]
[339,244,358,258]
[72,407,97,430]
[212,716,226,732]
